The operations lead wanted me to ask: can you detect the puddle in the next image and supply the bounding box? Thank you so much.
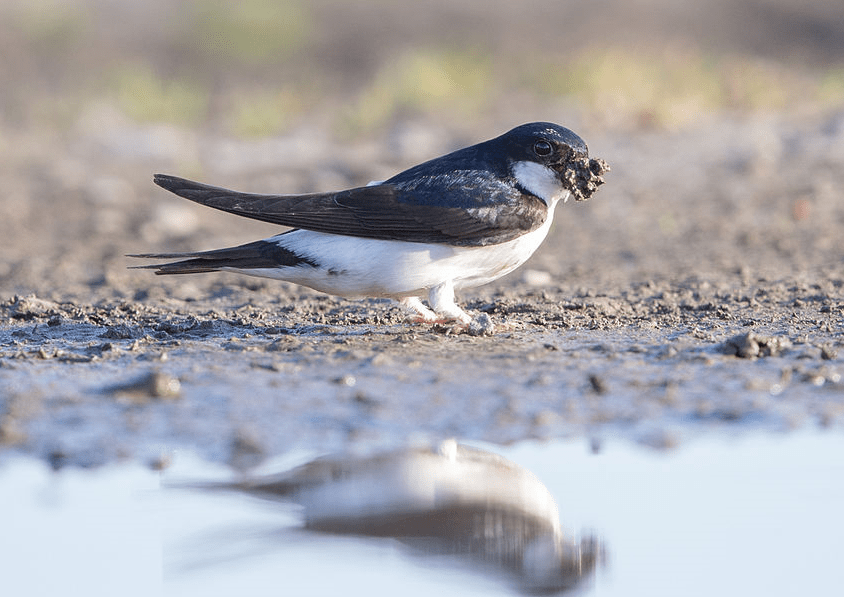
[2,431,842,596]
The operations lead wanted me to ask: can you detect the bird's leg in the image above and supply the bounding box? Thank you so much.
[428,280,472,324]
[399,296,439,322]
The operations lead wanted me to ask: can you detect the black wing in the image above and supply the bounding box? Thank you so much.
[152,173,547,247]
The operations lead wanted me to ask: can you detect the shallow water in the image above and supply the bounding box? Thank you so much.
[3,430,842,596]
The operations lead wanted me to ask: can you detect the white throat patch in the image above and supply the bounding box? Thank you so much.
[512,160,568,206]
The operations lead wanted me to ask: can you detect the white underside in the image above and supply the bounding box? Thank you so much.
[225,162,568,322]
[240,219,551,297]
[226,210,555,322]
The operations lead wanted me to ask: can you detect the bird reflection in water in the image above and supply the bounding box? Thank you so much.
[199,440,602,594]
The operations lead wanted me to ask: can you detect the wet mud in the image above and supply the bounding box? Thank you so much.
[2,111,844,468]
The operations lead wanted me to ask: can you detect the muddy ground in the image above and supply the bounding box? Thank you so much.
[2,111,842,469]
[1,1,843,469]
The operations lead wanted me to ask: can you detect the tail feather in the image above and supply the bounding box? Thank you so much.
[151,173,318,227]
[128,239,317,275]
[153,173,251,205]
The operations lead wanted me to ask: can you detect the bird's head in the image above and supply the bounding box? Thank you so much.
[498,122,610,204]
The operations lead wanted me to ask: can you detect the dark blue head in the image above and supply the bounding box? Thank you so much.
[390,122,590,181]
[492,122,589,166]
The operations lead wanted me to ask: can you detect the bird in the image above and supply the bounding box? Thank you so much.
[131,122,609,324]
[174,440,601,593]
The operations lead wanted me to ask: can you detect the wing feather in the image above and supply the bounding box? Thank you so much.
[152,173,547,247]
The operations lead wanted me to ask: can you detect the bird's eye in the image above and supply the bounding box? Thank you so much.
[533,140,552,157]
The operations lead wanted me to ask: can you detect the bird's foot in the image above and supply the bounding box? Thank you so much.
[427,281,473,325]
[401,296,472,325]
[400,297,439,322]
[400,294,494,334]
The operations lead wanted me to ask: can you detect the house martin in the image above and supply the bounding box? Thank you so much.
[131,122,609,323]
[176,440,601,593]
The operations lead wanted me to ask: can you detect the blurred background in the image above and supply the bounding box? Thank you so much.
[1,0,843,299]
[4,0,844,134]
[4,0,843,134]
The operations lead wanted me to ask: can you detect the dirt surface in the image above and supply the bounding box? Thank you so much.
[2,111,843,469]
[1,1,843,469]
